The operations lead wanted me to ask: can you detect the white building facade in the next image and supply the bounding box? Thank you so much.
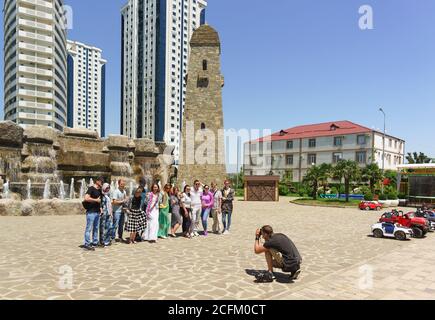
[3,0,68,131]
[121,0,207,160]
[66,40,107,137]
[244,121,406,183]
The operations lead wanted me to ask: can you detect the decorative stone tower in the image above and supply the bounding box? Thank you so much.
[178,24,227,187]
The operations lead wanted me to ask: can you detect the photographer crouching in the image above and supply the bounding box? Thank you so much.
[254,225,302,283]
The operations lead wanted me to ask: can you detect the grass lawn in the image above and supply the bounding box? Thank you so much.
[292,198,361,208]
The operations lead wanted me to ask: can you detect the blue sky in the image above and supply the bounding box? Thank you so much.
[1,0,435,169]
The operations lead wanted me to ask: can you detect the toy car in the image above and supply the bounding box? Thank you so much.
[371,222,413,241]
[414,210,435,231]
[379,210,430,238]
[359,201,382,211]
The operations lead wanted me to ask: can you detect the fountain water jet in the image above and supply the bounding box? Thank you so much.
[129,181,134,196]
[43,179,51,200]
[26,179,31,200]
[69,178,75,199]
[59,181,65,200]
[89,178,94,187]
[79,179,86,199]
[2,180,10,199]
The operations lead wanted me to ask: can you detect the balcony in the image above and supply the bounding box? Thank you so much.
[18,65,53,77]
[19,18,53,32]
[18,30,53,44]
[19,54,53,66]
[19,100,53,111]
[18,7,53,21]
[18,112,53,121]
[18,0,53,10]
[18,77,53,88]
[18,42,53,54]
[18,89,53,99]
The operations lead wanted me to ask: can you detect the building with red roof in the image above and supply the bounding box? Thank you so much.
[244,121,405,182]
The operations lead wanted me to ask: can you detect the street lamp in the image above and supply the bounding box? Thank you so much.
[379,108,386,193]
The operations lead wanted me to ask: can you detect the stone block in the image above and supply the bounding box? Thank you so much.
[0,121,24,148]
[24,125,57,145]
[63,127,99,140]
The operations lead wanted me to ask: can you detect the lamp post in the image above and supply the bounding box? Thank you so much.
[379,108,386,194]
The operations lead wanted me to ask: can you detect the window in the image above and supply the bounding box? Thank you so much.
[286,140,293,149]
[197,77,209,88]
[200,123,206,130]
[308,154,317,165]
[286,155,294,166]
[334,136,342,147]
[357,135,367,145]
[202,60,207,71]
[333,152,343,164]
[356,151,367,164]
[309,139,316,148]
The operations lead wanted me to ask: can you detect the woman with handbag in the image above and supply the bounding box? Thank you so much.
[143,183,160,243]
[157,184,172,239]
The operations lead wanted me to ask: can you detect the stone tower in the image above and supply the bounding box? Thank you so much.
[177,24,227,187]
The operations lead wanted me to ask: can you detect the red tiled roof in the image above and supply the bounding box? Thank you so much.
[252,121,372,143]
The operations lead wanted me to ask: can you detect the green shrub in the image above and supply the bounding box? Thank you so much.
[379,194,387,201]
[364,192,374,201]
[330,187,339,195]
[235,189,244,197]
[387,192,398,200]
[398,193,407,199]
[279,184,289,196]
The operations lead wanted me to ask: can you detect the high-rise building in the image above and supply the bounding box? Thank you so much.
[3,0,68,131]
[121,0,207,160]
[66,40,107,137]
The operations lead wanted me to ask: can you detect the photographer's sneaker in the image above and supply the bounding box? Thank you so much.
[290,269,301,281]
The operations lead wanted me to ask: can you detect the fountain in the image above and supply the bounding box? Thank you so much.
[110,180,116,197]
[182,181,186,191]
[79,179,86,199]
[59,181,66,200]
[0,121,174,216]
[43,179,51,200]
[89,178,94,187]
[2,180,10,199]
[69,178,75,199]
[26,179,32,200]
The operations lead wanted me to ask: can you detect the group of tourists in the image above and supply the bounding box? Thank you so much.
[82,176,235,251]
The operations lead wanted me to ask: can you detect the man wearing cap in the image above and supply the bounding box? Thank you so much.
[83,176,104,251]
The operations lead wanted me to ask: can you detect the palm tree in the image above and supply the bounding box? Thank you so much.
[335,160,361,202]
[319,163,333,194]
[362,163,383,194]
[303,165,324,200]
[406,152,431,164]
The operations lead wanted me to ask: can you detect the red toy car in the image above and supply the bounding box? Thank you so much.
[379,210,430,238]
[359,201,382,211]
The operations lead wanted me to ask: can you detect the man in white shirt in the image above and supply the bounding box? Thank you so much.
[110,179,128,242]
[190,180,203,237]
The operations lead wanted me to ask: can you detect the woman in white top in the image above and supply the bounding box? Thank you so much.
[143,183,160,243]
[181,185,192,238]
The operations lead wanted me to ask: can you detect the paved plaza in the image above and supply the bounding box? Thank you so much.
[0,197,434,300]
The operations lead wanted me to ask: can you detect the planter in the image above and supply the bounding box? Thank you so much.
[379,200,391,208]
[389,200,400,207]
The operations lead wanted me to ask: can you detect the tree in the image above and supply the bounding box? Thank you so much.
[406,152,431,164]
[362,163,383,194]
[303,165,324,200]
[335,160,361,202]
[319,163,333,194]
